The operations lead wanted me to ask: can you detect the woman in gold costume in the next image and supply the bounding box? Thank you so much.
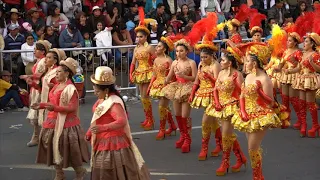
[130,7,156,131]
[205,46,247,176]
[147,36,177,140]
[291,33,320,137]
[231,43,282,180]
[161,38,197,153]
[189,35,221,161]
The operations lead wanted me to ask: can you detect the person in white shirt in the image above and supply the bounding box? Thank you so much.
[200,0,221,17]
[21,34,35,75]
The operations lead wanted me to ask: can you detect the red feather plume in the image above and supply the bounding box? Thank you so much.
[185,18,208,46]
[203,13,219,42]
[294,12,314,37]
[138,7,145,26]
[248,9,267,29]
[312,4,320,35]
[234,4,250,23]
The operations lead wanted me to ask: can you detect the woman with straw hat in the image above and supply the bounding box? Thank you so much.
[86,66,150,180]
[20,40,51,147]
[32,58,89,180]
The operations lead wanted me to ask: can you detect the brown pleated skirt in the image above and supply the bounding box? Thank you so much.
[36,125,90,168]
[91,148,151,180]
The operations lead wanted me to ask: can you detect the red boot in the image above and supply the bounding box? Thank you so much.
[281,94,291,129]
[140,98,150,127]
[231,139,247,172]
[175,116,184,148]
[249,148,264,180]
[181,117,192,153]
[307,102,319,138]
[291,97,302,129]
[156,106,167,140]
[299,100,307,137]
[216,134,235,176]
[165,109,177,136]
[198,122,211,160]
[142,98,155,131]
[211,127,222,157]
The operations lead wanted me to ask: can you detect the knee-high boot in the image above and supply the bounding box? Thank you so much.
[198,122,211,160]
[249,148,264,180]
[291,97,302,129]
[165,107,177,136]
[175,116,184,148]
[54,165,65,180]
[231,139,247,172]
[299,100,307,137]
[210,122,222,157]
[72,166,87,180]
[140,98,154,130]
[307,102,319,138]
[181,117,192,153]
[281,94,291,128]
[27,124,40,147]
[216,134,236,176]
[156,106,167,140]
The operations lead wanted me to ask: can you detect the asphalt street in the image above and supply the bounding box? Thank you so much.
[0,93,319,180]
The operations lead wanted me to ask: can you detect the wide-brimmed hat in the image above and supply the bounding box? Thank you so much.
[91,66,116,85]
[27,7,42,15]
[0,70,12,77]
[8,8,21,15]
[239,42,272,66]
[36,40,52,53]
[50,48,66,62]
[92,6,102,12]
[60,58,79,75]
[308,32,320,46]
[160,36,174,52]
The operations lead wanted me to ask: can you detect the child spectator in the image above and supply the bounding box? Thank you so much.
[282,13,294,27]
[83,32,94,63]
[32,24,45,41]
[169,14,183,33]
[21,34,35,76]
[44,26,59,48]
[93,21,104,40]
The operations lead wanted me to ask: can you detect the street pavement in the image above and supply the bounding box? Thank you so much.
[0,93,319,180]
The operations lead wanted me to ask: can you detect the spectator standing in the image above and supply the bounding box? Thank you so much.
[26,7,46,30]
[63,0,82,20]
[200,0,221,17]
[268,0,288,26]
[0,71,29,114]
[177,0,196,11]
[21,34,35,74]
[145,0,163,15]
[88,6,108,32]
[46,4,70,33]
[150,3,170,41]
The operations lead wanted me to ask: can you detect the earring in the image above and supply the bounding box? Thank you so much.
[227,66,231,76]
[251,67,257,76]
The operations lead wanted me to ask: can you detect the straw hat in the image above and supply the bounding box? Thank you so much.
[308,32,320,46]
[50,48,67,61]
[8,8,21,15]
[239,42,272,66]
[160,36,174,52]
[27,7,42,16]
[36,40,52,53]
[60,58,79,75]
[91,66,116,85]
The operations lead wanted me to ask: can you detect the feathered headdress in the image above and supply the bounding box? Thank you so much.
[308,4,320,46]
[267,24,287,57]
[195,13,219,51]
[248,8,267,35]
[231,4,250,27]
[293,11,314,38]
[160,36,174,52]
[238,42,272,66]
[283,23,302,43]
[134,7,155,35]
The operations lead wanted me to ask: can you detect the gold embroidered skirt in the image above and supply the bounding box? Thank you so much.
[190,88,213,108]
[149,80,165,98]
[292,73,319,91]
[161,81,193,103]
[206,102,238,120]
[91,148,150,180]
[231,110,281,133]
[280,72,297,85]
[274,103,290,127]
[133,68,153,84]
[36,125,90,168]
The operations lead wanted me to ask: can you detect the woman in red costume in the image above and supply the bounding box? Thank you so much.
[86,66,150,180]
[32,58,89,180]
[20,40,51,147]
[29,49,67,126]
[206,46,247,176]
[188,13,222,160]
[248,9,266,43]
[147,36,177,140]
[130,7,156,131]
[232,43,282,180]
[291,32,320,137]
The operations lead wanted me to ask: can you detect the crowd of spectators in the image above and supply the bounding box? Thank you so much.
[0,0,319,84]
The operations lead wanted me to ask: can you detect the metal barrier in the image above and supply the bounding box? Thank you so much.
[0,38,259,95]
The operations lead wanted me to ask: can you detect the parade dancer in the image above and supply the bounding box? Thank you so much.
[20,40,51,147]
[188,13,222,160]
[130,7,156,131]
[291,32,320,137]
[205,46,247,175]
[86,66,150,179]
[32,58,89,180]
[248,9,266,43]
[147,36,177,140]
[232,42,282,180]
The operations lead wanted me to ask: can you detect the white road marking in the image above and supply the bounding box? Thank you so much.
[0,164,204,176]
[131,126,202,135]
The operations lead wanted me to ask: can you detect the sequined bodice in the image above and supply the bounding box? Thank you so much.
[198,66,214,89]
[217,80,237,105]
[135,50,151,68]
[174,63,192,76]
[301,53,320,74]
[153,62,169,84]
[242,84,264,113]
[282,50,302,69]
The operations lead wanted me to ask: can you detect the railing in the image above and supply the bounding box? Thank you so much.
[0,38,259,95]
